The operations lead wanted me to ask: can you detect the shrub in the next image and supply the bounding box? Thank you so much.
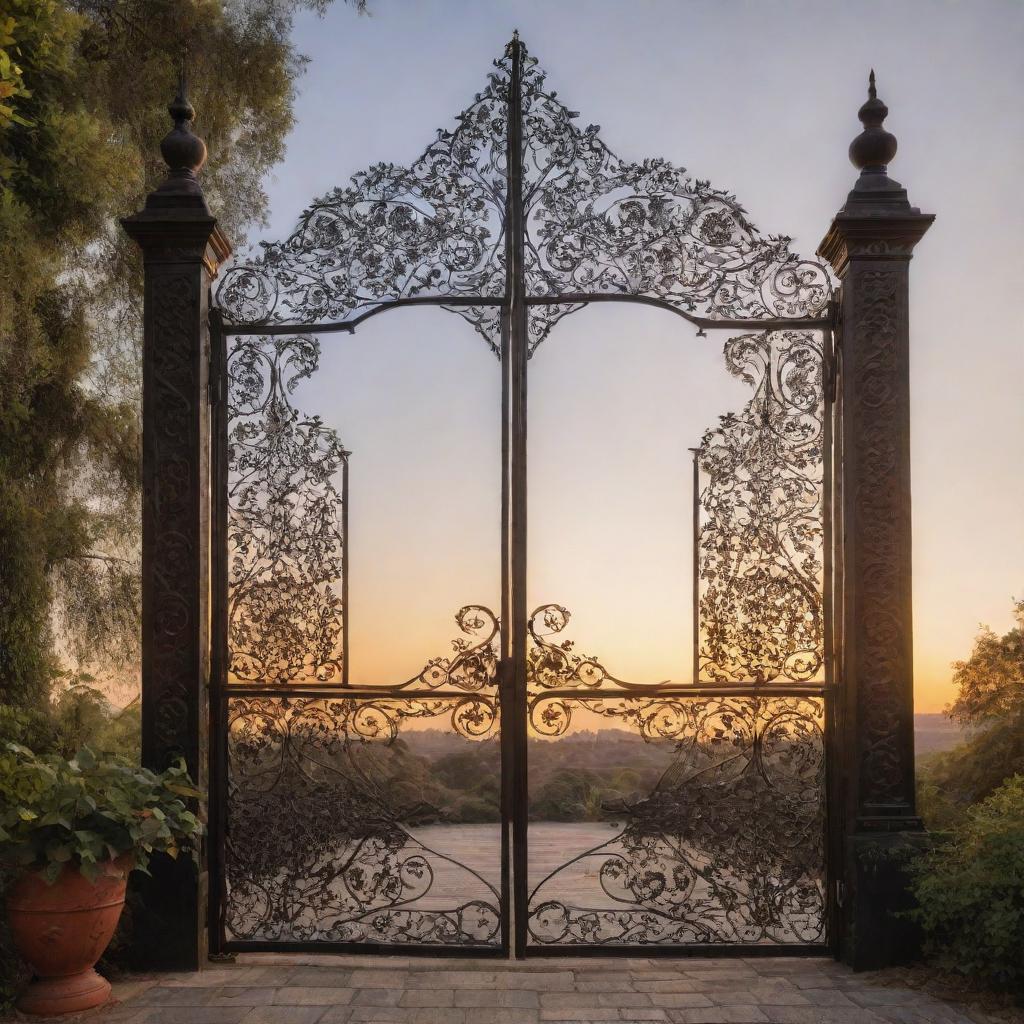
[912,774,1024,993]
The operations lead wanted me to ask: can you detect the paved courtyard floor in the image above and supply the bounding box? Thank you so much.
[26,955,1021,1024]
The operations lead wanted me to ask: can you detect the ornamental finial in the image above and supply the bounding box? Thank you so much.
[849,68,896,175]
[157,46,208,195]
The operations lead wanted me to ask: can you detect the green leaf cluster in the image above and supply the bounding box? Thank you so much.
[917,598,1024,829]
[912,775,1024,993]
[0,742,202,883]
[1,0,356,715]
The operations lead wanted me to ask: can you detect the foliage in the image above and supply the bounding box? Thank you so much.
[0,742,201,882]
[0,0,361,722]
[917,599,1024,828]
[911,775,1024,993]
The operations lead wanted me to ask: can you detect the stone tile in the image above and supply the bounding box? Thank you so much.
[133,987,223,1006]
[849,991,932,1008]
[239,1008,329,1024]
[785,975,840,990]
[399,990,454,1008]
[454,989,539,1008]
[352,990,403,1007]
[408,1010,466,1024]
[759,1008,888,1024]
[543,992,611,1009]
[595,993,654,1008]
[648,993,715,1009]
[346,1009,410,1023]
[333,971,402,990]
[634,981,701,994]
[574,980,639,993]
[711,987,811,1007]
[403,970,498,989]
[455,1009,539,1024]
[133,1009,254,1024]
[572,972,636,984]
[799,989,858,1007]
[493,972,575,992]
[288,971,356,989]
[273,989,356,1006]
[620,1012,668,1022]
[671,1008,768,1024]
[872,1007,974,1024]
[316,1009,354,1024]
[539,1010,619,1022]
[208,988,279,1005]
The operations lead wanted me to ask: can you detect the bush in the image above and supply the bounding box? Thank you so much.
[912,774,1024,993]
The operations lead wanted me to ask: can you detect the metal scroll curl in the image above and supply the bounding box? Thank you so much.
[228,334,349,686]
[225,696,500,946]
[526,695,826,945]
[213,39,832,356]
[696,330,826,684]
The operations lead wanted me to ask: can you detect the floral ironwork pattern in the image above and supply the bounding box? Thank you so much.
[527,695,826,945]
[225,696,500,946]
[228,334,349,685]
[213,40,831,355]
[390,605,500,692]
[696,331,826,683]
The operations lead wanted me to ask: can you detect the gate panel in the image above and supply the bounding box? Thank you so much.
[213,322,505,953]
[521,318,830,951]
[526,692,825,946]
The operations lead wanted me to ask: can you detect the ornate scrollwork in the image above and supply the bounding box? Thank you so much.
[395,605,500,692]
[696,330,825,683]
[225,696,500,946]
[527,696,825,945]
[527,603,664,694]
[228,334,349,685]
[213,40,831,356]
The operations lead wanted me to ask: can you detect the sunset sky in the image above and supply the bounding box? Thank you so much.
[232,0,1024,713]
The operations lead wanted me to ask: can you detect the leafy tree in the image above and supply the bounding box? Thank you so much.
[917,598,1024,826]
[0,0,361,725]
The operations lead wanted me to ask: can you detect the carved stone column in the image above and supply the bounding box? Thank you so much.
[122,81,230,970]
[818,73,933,969]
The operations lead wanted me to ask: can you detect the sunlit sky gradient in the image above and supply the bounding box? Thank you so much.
[234,0,1024,712]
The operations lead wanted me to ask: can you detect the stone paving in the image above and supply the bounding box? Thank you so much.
[29,955,1018,1024]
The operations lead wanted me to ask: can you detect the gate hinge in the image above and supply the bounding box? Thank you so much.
[835,879,846,908]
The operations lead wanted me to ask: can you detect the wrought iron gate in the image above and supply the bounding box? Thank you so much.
[209,35,836,957]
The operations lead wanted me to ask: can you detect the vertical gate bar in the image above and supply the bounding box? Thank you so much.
[207,310,230,958]
[505,33,530,959]
[341,455,350,688]
[499,304,512,956]
[690,447,700,685]
[820,321,839,954]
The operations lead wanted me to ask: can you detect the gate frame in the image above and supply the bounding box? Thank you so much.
[124,55,930,971]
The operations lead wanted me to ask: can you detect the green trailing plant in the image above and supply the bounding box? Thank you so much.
[911,774,1024,993]
[0,742,202,883]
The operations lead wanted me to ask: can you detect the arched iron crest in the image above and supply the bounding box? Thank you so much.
[213,34,832,353]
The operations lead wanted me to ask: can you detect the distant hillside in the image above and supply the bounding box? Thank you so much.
[404,715,968,760]
[914,713,966,755]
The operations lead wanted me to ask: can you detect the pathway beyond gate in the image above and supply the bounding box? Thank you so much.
[76,955,1013,1024]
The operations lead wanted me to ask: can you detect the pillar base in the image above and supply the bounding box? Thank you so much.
[842,830,929,971]
[128,853,207,971]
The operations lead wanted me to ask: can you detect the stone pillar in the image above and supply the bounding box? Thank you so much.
[122,80,230,970]
[818,73,933,969]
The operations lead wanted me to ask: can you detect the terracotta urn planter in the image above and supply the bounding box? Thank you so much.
[6,854,132,1015]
